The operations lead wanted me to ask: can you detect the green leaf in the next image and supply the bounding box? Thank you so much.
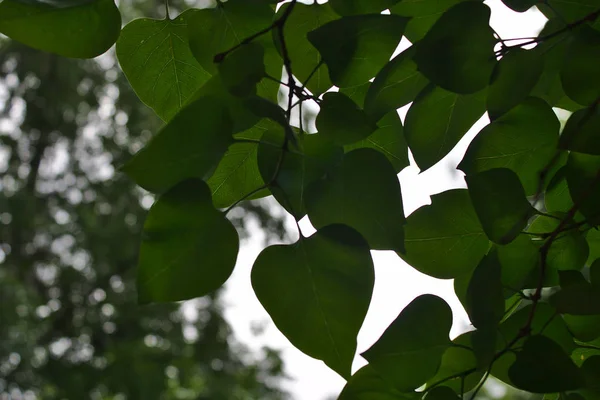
[546,167,575,213]
[404,85,486,171]
[566,153,600,225]
[218,43,265,97]
[316,92,377,146]
[362,295,452,391]
[305,149,405,252]
[546,0,599,24]
[207,120,277,208]
[564,313,600,342]
[466,168,536,244]
[251,225,375,378]
[509,335,585,393]
[137,179,239,303]
[471,325,498,370]
[273,2,337,95]
[552,283,600,315]
[390,0,468,42]
[466,250,505,328]
[582,356,600,391]
[364,46,429,121]
[413,2,496,94]
[459,97,560,195]
[116,11,211,122]
[401,190,489,279]
[329,0,402,15]
[559,106,600,155]
[560,26,600,106]
[338,365,418,400]
[424,387,460,400]
[308,14,408,88]
[496,235,539,295]
[257,130,342,219]
[0,0,120,58]
[487,48,544,119]
[122,96,233,193]
[500,0,537,12]
[344,111,410,173]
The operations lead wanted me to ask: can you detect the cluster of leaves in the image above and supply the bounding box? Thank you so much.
[4,0,600,398]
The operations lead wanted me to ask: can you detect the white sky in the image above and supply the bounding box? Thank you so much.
[220,2,548,399]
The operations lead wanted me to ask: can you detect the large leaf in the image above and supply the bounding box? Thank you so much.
[316,92,377,146]
[459,97,560,195]
[466,168,536,244]
[364,46,429,121]
[116,11,211,121]
[496,234,539,295]
[466,250,504,328]
[560,26,600,106]
[338,365,418,400]
[273,2,338,95]
[401,190,489,279]
[509,335,585,393]
[404,85,486,171]
[122,96,233,193]
[362,295,452,391]
[559,106,600,156]
[487,48,544,119]
[344,111,410,173]
[305,149,405,252]
[566,153,600,225]
[308,14,408,88]
[137,179,239,303]
[390,0,468,42]
[251,225,374,378]
[546,0,599,24]
[413,2,496,94]
[0,0,120,58]
[257,130,342,219]
[217,43,266,97]
[552,283,600,315]
[329,0,402,15]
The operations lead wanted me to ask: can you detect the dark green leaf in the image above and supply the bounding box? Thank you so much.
[560,26,600,106]
[122,96,233,193]
[338,365,418,400]
[413,2,496,94]
[501,0,537,11]
[0,0,120,58]
[546,167,575,212]
[390,0,468,42]
[564,314,600,342]
[459,97,560,195]
[487,48,544,119]
[509,335,584,393]
[471,325,498,370]
[552,283,600,315]
[243,96,297,146]
[116,11,211,121]
[251,225,374,378]
[308,14,408,88]
[559,106,600,155]
[218,43,265,97]
[566,153,600,225]
[466,250,505,328]
[466,168,536,244]
[404,85,486,171]
[362,295,452,391]
[496,235,539,296]
[546,0,599,24]
[582,356,600,391]
[329,0,402,15]
[137,179,239,303]
[305,149,405,252]
[425,387,460,400]
[257,131,342,219]
[273,2,337,95]
[316,92,377,146]
[364,46,429,121]
[401,190,489,279]
[344,111,410,173]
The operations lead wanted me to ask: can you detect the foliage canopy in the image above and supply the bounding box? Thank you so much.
[4,0,600,397]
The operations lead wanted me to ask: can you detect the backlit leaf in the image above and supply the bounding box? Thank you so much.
[338,365,418,400]
[560,26,600,106]
[316,92,377,146]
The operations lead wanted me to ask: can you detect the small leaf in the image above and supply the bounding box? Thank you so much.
[0,0,120,58]
[466,168,536,244]
[509,335,585,393]
[466,250,505,328]
[560,26,600,106]
[316,92,377,146]
[344,111,410,173]
[362,295,452,391]
[364,46,429,121]
[252,225,375,378]
[401,190,489,279]
[564,313,600,342]
[413,2,496,94]
[218,43,265,97]
[305,149,405,252]
[338,365,418,400]
[308,14,408,88]
[459,97,560,195]
[404,85,486,171]
[329,0,402,15]
[123,96,233,193]
[116,11,211,121]
[137,179,239,303]
[425,387,460,400]
[559,106,600,155]
[487,48,544,119]
[566,153,600,225]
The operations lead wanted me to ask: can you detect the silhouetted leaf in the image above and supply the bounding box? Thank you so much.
[316,92,377,146]
[424,387,460,400]
[559,106,600,155]
[329,0,402,15]
[390,0,468,42]
[566,153,600,225]
[560,26,600,106]
[496,235,539,295]
[338,365,418,400]
[467,250,504,328]
[218,43,265,97]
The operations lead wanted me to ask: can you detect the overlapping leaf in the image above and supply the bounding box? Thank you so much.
[316,92,377,146]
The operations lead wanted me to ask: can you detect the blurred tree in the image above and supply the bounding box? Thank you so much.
[0,5,288,398]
